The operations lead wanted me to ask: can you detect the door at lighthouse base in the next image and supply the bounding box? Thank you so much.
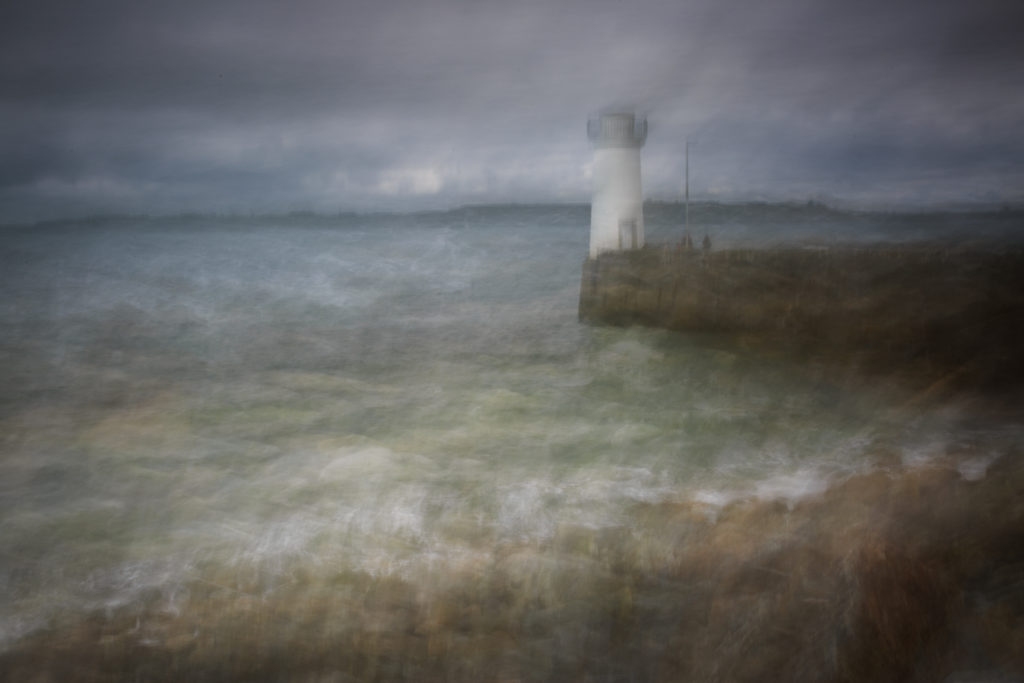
[618,219,638,250]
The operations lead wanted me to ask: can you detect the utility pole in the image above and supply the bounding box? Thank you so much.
[685,137,690,238]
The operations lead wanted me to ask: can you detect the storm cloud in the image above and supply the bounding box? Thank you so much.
[2,0,1022,221]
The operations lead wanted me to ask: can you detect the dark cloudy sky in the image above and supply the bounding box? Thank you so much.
[2,0,1023,221]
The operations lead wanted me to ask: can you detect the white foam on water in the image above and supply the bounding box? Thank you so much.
[691,489,737,508]
[689,466,835,513]
[332,484,432,542]
[753,469,830,507]
[957,452,1002,481]
[901,441,946,468]
[562,466,677,508]
[496,478,562,541]
[230,513,324,571]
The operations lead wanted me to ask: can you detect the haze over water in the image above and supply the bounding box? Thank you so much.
[2,204,1023,680]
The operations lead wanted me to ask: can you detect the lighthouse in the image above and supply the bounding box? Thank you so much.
[587,111,647,257]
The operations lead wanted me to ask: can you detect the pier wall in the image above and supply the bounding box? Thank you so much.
[579,245,1024,390]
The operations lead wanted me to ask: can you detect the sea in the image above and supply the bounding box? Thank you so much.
[1,203,1022,680]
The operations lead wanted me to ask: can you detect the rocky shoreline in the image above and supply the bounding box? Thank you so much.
[3,435,1023,682]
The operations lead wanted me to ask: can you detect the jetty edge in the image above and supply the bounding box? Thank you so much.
[579,243,1024,397]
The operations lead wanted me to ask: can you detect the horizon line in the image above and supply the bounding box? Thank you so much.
[4,198,1023,229]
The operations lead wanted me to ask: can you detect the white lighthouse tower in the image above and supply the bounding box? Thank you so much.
[587,111,647,257]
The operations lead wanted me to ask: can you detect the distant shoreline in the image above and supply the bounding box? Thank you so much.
[5,200,1023,231]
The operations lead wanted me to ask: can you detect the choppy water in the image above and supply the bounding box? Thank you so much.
[1,204,1022,679]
